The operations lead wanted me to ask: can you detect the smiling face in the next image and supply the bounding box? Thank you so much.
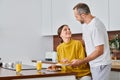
[60,26,71,39]
[73,8,84,24]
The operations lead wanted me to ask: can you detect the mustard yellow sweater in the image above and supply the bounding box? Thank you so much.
[57,39,91,77]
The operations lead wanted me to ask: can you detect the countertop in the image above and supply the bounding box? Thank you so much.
[32,60,120,72]
[111,60,120,72]
[0,67,76,80]
[0,60,119,80]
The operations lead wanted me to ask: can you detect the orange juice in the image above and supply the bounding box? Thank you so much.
[36,61,42,71]
[16,63,22,73]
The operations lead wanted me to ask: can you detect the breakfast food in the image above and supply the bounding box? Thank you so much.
[46,64,61,71]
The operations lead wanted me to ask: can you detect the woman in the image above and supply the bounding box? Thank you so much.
[56,24,91,80]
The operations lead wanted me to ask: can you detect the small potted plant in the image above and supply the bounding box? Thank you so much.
[109,34,120,50]
[109,34,120,60]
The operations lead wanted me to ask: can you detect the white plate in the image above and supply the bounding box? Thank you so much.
[56,63,69,66]
[46,68,61,72]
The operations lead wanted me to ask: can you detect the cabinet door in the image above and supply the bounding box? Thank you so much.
[52,0,109,35]
[41,0,109,35]
[88,0,109,30]
[52,0,83,35]
[41,0,52,35]
[109,71,120,80]
[109,0,120,30]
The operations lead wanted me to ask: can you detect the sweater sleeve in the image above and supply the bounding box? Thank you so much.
[56,46,60,63]
[76,41,86,59]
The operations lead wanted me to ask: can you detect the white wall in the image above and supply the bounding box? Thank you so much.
[0,0,53,63]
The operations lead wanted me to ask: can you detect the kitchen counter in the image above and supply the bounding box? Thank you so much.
[32,60,120,72]
[110,60,120,80]
[111,60,120,72]
[0,67,76,80]
[1,60,119,80]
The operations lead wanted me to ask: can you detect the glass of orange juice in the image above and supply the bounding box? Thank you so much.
[36,61,42,72]
[15,61,22,73]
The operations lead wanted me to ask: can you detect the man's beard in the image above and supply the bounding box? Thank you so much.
[80,20,84,24]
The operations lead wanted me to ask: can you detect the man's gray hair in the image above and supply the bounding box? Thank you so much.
[73,3,91,15]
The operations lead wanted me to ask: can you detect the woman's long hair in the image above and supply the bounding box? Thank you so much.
[57,24,68,43]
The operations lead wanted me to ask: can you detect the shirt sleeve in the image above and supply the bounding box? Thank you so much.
[92,26,105,47]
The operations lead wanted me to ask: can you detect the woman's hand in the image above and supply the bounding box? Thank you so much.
[70,59,82,67]
[61,58,69,64]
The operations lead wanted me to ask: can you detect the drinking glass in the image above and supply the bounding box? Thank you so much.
[15,61,22,73]
[36,61,42,72]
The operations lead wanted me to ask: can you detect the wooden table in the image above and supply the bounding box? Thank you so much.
[0,67,76,80]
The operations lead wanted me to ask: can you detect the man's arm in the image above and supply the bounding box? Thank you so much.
[71,45,104,67]
[82,44,104,63]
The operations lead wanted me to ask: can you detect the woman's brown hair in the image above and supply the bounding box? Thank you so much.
[57,24,68,43]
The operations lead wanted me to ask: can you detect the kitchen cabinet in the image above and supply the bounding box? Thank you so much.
[41,0,120,35]
[41,0,109,35]
[109,71,120,80]
[52,0,109,35]
[110,60,120,80]
[41,0,52,35]
[87,0,109,30]
[109,0,120,30]
[52,0,82,35]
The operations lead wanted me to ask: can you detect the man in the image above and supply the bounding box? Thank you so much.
[70,3,111,80]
